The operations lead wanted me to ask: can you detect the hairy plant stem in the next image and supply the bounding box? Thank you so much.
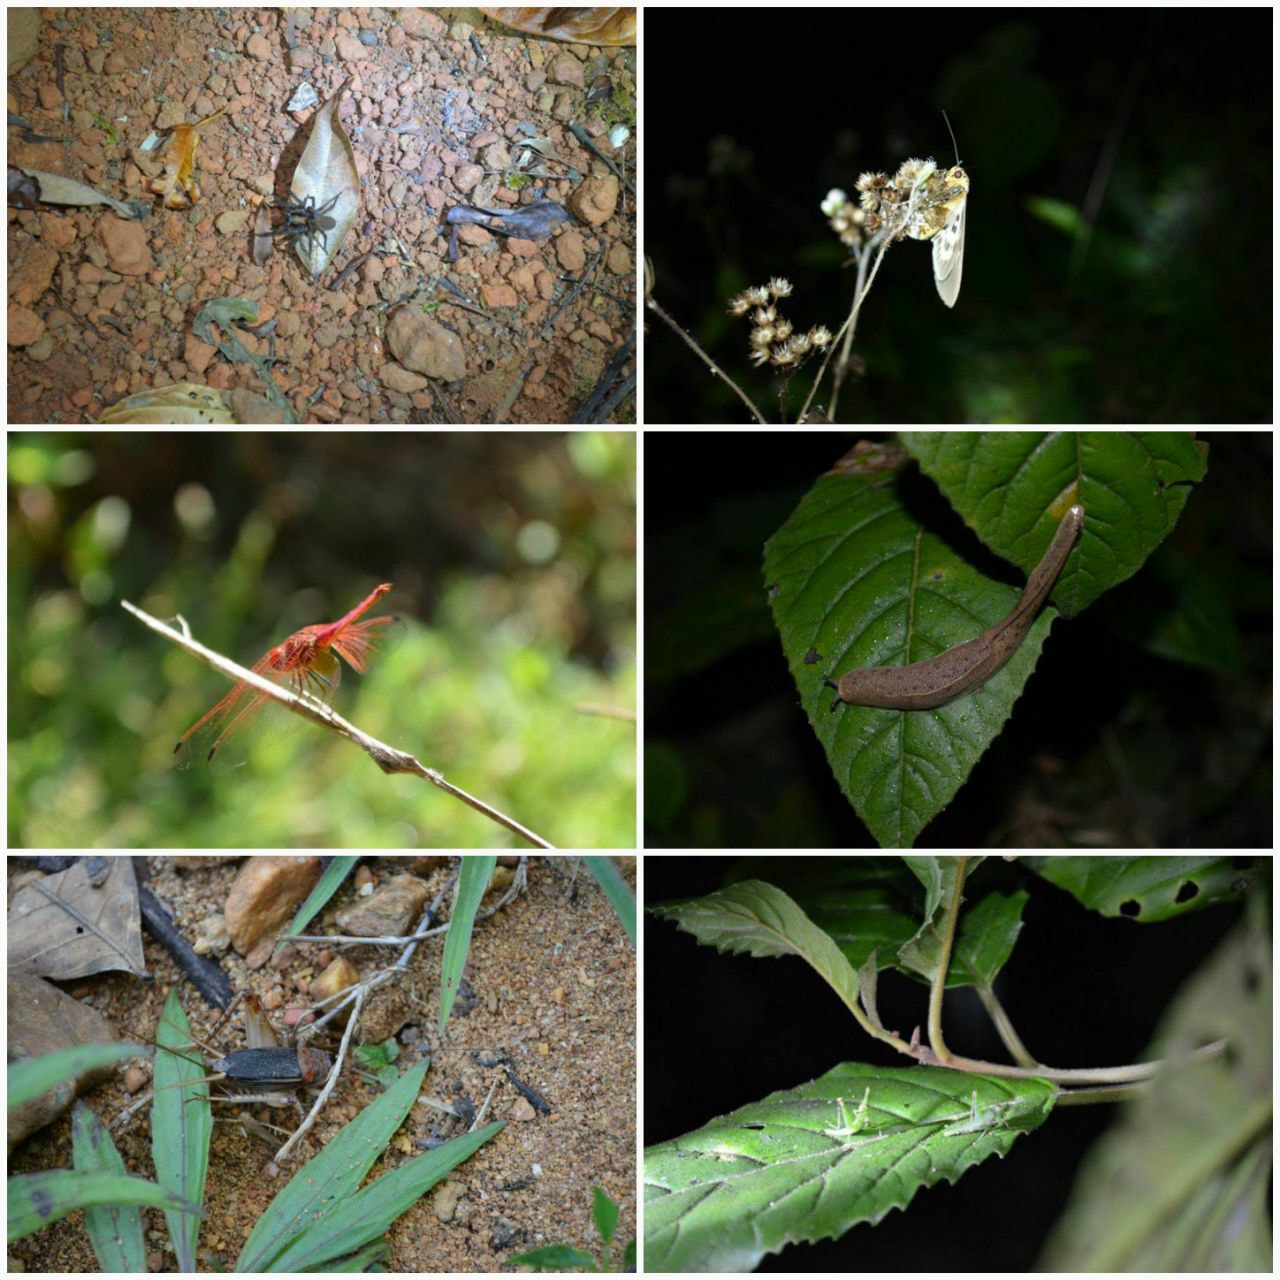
[926,856,969,1064]
[903,856,1228,1086]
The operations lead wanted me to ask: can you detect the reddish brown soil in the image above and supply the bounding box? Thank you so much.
[7,8,636,424]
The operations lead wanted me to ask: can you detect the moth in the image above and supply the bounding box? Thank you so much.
[904,159,969,308]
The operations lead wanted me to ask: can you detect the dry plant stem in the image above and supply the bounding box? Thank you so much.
[472,1073,500,1130]
[271,985,364,1165]
[825,238,877,419]
[645,296,767,425]
[798,231,892,425]
[289,855,528,954]
[573,702,637,721]
[122,598,554,848]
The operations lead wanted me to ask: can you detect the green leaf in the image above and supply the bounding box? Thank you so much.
[151,992,210,1272]
[7,1042,146,1110]
[1024,856,1249,922]
[762,432,1207,848]
[1038,900,1270,1269]
[262,1122,504,1271]
[508,1243,600,1270]
[591,1185,619,1245]
[71,1103,147,1272]
[583,856,636,945]
[720,858,1026,990]
[644,1064,1055,1272]
[236,1061,431,1272]
[649,880,860,1018]
[281,855,360,943]
[439,856,497,1033]
[763,471,1072,849]
[903,431,1207,615]
[8,1170,201,1243]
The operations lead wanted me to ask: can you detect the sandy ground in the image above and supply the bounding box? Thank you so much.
[7,855,636,1272]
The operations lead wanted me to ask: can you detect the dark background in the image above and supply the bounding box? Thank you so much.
[643,430,1272,848]
[644,8,1271,423]
[643,855,1260,1271]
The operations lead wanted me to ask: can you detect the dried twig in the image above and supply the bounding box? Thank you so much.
[121,598,554,848]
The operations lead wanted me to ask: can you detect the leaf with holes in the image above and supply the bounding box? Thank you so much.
[1023,856,1253,922]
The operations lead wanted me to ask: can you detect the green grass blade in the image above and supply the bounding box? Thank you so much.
[438,856,496,1033]
[235,1061,430,1272]
[151,991,210,1272]
[320,1240,391,1270]
[280,855,361,944]
[262,1122,504,1271]
[583,857,636,944]
[507,1244,600,1270]
[8,1042,146,1110]
[71,1102,147,1271]
[8,1170,200,1243]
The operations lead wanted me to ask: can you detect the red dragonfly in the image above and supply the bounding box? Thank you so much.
[173,583,401,770]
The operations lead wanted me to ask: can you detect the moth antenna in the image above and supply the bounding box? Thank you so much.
[941,110,961,166]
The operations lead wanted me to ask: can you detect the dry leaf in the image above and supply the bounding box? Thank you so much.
[284,78,360,278]
[480,8,636,46]
[8,859,148,980]
[148,106,226,210]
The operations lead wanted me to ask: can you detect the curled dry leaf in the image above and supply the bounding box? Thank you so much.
[148,106,227,209]
[443,200,574,261]
[252,201,274,265]
[97,382,290,424]
[10,165,144,219]
[479,7,636,46]
[284,78,360,279]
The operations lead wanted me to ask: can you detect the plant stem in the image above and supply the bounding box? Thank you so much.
[926,857,969,1064]
[909,1037,1228,1084]
[974,981,1039,1068]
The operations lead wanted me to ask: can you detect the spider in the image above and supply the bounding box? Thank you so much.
[271,191,341,260]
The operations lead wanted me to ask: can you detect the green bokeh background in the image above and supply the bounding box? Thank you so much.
[9,432,635,848]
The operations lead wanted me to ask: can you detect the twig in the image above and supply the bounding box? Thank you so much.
[271,985,364,1165]
[138,880,235,1010]
[471,1073,500,1130]
[574,702,636,722]
[288,855,528,951]
[121,598,554,848]
[568,122,634,195]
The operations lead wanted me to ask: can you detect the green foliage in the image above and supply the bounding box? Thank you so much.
[1024,855,1251,922]
[354,1038,401,1086]
[645,1064,1055,1272]
[439,856,496,1032]
[583,855,636,944]
[7,1042,145,1110]
[7,432,635,849]
[508,1185,635,1272]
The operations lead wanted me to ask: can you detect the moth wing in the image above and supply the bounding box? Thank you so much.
[932,199,965,308]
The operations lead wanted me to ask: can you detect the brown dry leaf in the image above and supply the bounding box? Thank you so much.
[98,382,237,423]
[479,7,636,46]
[8,859,147,980]
[149,106,227,209]
[287,78,360,279]
[252,201,274,265]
